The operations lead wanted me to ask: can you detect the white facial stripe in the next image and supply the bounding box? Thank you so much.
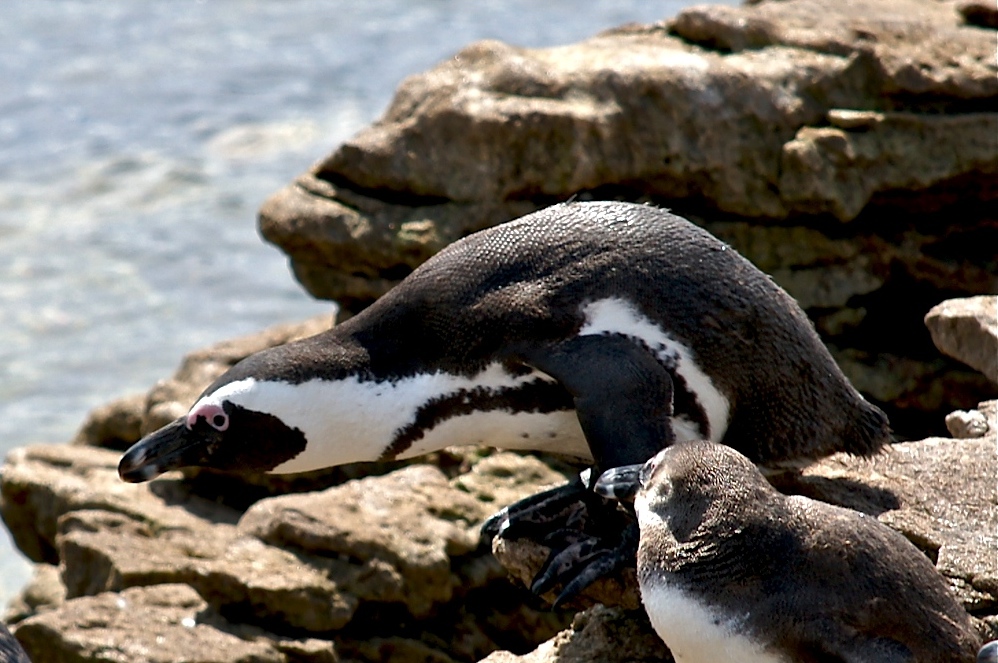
[191,364,580,474]
[578,297,730,442]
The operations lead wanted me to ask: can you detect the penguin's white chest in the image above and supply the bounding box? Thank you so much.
[640,581,787,663]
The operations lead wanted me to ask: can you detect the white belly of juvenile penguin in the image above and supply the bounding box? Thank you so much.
[640,581,788,663]
[635,497,787,663]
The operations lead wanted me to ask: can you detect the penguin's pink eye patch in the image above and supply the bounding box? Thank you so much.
[187,403,229,431]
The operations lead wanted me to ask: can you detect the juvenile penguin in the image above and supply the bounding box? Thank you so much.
[595,441,982,663]
[118,201,889,599]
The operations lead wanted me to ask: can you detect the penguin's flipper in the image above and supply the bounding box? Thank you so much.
[521,334,675,468]
[483,335,674,604]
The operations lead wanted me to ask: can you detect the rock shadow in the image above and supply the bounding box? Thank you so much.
[147,479,242,526]
[768,473,901,517]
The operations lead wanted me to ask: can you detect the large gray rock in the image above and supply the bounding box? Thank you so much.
[480,605,672,663]
[260,0,996,304]
[925,296,998,385]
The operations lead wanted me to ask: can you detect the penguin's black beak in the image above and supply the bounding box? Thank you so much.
[593,464,644,503]
[118,417,216,483]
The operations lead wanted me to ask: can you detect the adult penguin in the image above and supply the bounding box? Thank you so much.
[120,201,890,602]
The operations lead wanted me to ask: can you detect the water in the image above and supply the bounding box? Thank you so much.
[0,0,729,608]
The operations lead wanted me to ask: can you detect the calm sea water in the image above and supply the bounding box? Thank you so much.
[0,0,732,607]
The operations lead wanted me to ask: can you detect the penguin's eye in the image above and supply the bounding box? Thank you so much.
[639,453,662,488]
[187,402,229,432]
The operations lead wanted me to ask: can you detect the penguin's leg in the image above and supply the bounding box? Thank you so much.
[488,334,675,604]
[526,333,675,470]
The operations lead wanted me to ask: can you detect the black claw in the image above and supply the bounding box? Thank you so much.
[552,550,621,609]
[551,522,640,607]
[531,535,606,596]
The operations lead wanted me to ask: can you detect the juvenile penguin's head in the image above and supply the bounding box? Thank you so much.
[596,441,775,536]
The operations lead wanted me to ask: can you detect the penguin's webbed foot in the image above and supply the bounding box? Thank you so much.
[532,520,640,608]
[482,469,639,607]
[481,472,592,540]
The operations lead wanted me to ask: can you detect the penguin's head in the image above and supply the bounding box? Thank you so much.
[596,441,772,534]
[117,378,311,482]
[117,339,388,483]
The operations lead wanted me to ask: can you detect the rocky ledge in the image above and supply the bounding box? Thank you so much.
[3,0,997,660]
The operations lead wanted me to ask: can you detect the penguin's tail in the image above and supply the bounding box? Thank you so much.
[843,400,892,457]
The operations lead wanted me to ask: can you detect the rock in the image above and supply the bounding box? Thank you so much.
[72,393,146,451]
[0,444,240,566]
[925,296,998,385]
[258,0,997,438]
[779,112,997,221]
[670,0,997,100]
[3,564,64,624]
[478,605,672,663]
[238,458,569,621]
[946,408,990,439]
[0,442,572,661]
[10,584,337,663]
